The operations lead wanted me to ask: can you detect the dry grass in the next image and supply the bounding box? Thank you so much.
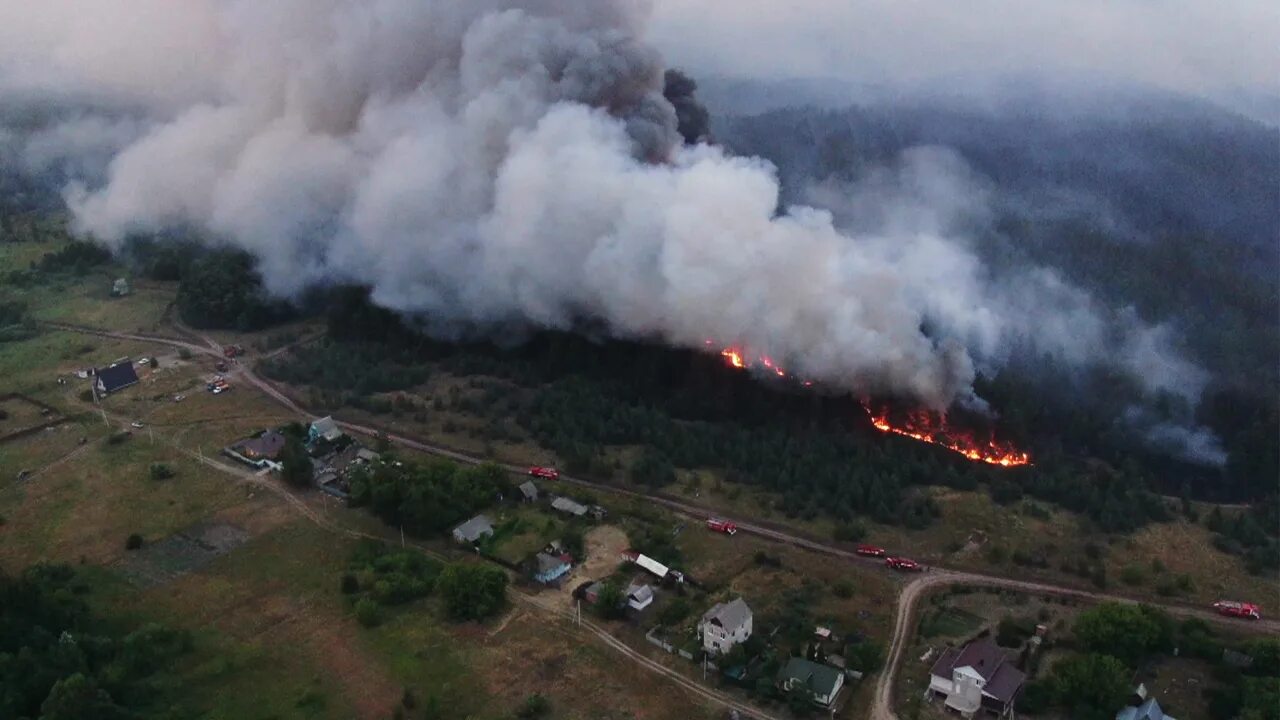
[472,610,721,720]
[0,434,252,570]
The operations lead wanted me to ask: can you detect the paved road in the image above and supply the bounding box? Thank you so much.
[51,322,1277,719]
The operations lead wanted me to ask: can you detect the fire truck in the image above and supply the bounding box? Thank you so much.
[528,466,559,480]
[223,344,245,358]
[885,556,923,572]
[855,544,886,557]
[706,518,738,535]
[1213,600,1261,620]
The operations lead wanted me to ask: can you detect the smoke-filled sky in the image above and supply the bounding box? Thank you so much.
[649,0,1280,118]
[0,1,1232,461]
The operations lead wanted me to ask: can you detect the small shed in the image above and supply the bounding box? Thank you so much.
[518,480,539,502]
[111,278,130,296]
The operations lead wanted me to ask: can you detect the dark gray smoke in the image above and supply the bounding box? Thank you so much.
[0,0,1225,461]
[663,69,710,144]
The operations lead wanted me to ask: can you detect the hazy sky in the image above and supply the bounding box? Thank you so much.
[648,0,1280,104]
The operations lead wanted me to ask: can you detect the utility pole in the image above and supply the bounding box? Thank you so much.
[400,525,405,548]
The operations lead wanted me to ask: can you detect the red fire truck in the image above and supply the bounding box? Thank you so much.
[855,544,886,557]
[706,518,738,535]
[1213,600,1261,620]
[886,556,924,572]
[528,466,559,480]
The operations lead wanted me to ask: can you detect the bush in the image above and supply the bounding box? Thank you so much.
[149,463,175,481]
[125,534,144,550]
[658,597,692,627]
[753,550,783,568]
[107,431,130,445]
[515,693,551,719]
[436,563,507,621]
[996,615,1037,647]
[832,580,855,598]
[340,573,360,595]
[832,522,867,542]
[354,598,382,627]
[178,347,192,360]
[1119,564,1147,586]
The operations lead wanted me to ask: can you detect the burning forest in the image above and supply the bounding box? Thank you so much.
[710,340,1031,467]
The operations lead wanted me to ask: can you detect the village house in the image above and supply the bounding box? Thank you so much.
[928,636,1026,718]
[778,656,845,708]
[225,429,287,470]
[1116,685,1177,720]
[698,597,753,655]
[307,416,343,445]
[94,362,139,396]
[452,515,494,544]
[240,430,286,461]
[532,552,572,585]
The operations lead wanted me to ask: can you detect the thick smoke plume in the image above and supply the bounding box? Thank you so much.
[0,0,1219,459]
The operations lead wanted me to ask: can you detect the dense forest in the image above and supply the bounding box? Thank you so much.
[0,564,190,720]
[713,94,1280,502]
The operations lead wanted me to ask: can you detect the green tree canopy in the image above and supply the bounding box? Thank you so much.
[1073,603,1172,665]
[435,563,507,622]
[1051,653,1133,720]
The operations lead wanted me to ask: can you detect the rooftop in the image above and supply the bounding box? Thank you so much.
[778,656,843,697]
[238,430,287,459]
[96,362,139,393]
[453,514,494,542]
[550,496,588,516]
[929,637,1025,703]
[702,597,752,631]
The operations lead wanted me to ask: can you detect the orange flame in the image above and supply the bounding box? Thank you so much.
[863,403,1031,467]
[706,339,1030,467]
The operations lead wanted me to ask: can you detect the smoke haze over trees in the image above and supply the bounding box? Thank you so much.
[0,1,1275,477]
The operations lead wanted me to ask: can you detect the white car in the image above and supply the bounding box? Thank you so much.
[131,421,144,428]
[173,394,185,402]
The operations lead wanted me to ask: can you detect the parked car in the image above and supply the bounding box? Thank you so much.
[173,394,185,402]
[855,544,886,557]
[130,421,144,428]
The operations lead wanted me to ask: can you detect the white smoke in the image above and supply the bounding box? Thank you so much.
[0,0,1221,459]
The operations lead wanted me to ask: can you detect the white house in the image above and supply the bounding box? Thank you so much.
[928,637,1025,718]
[698,597,753,655]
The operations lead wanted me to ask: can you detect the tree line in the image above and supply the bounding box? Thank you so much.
[0,564,190,720]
